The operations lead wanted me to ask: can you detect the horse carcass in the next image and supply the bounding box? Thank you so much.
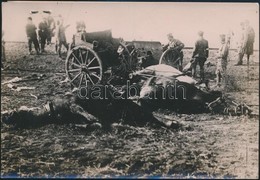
[132,64,223,113]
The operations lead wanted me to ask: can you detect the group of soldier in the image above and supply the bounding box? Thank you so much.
[2,17,255,88]
[164,19,255,87]
[25,13,69,58]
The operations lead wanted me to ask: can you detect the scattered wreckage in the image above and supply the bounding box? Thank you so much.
[1,30,253,129]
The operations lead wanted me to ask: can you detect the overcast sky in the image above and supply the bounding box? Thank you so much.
[2,2,259,49]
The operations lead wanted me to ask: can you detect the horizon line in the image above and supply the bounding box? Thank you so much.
[3,41,260,52]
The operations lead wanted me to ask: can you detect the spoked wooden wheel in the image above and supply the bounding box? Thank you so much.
[65,46,103,88]
[159,49,182,70]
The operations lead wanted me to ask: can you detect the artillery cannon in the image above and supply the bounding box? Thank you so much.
[65,30,138,87]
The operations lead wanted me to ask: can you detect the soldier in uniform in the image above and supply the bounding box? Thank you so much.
[78,21,89,43]
[215,34,229,87]
[236,20,255,65]
[1,31,5,70]
[46,13,56,45]
[56,15,70,58]
[26,17,40,55]
[191,31,209,82]
[38,17,49,53]
[163,33,184,70]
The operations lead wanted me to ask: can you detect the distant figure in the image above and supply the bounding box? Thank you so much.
[38,17,49,53]
[215,34,229,87]
[191,31,209,82]
[163,33,184,70]
[1,31,5,69]
[226,30,234,47]
[72,21,87,47]
[141,51,158,68]
[46,13,56,45]
[77,21,87,41]
[76,21,86,33]
[236,20,255,65]
[26,17,40,55]
[56,15,70,58]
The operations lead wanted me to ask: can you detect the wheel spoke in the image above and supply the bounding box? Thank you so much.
[71,52,82,65]
[161,57,166,64]
[85,50,89,65]
[71,62,81,68]
[78,74,84,88]
[86,73,95,85]
[79,49,84,64]
[71,72,81,82]
[172,59,179,65]
[68,68,81,73]
[90,72,101,80]
[68,48,102,87]
[88,66,100,70]
[86,57,96,67]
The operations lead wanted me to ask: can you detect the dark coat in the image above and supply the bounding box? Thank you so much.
[192,38,209,58]
[38,21,48,38]
[26,23,37,39]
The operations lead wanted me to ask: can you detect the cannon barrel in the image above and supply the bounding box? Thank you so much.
[82,29,121,49]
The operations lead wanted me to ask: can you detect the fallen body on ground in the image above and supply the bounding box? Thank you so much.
[1,65,252,130]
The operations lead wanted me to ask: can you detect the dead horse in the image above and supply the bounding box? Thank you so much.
[133,64,223,113]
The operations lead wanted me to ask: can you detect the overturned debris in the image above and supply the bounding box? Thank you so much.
[1,74,46,85]
[207,97,253,116]
[6,83,36,92]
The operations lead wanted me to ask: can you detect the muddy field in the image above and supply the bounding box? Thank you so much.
[1,42,259,178]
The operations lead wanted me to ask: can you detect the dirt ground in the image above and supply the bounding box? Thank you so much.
[1,42,259,178]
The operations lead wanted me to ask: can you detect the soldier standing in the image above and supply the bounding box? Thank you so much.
[56,15,70,58]
[191,31,209,82]
[46,13,56,45]
[1,31,5,70]
[38,17,48,53]
[215,34,229,87]
[236,20,255,65]
[67,21,88,53]
[26,17,40,55]
[164,33,184,70]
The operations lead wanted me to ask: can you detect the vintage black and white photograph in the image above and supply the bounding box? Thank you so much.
[1,1,259,178]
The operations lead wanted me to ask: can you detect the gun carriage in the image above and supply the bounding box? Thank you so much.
[66,30,139,87]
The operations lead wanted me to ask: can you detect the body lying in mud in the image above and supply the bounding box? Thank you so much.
[1,64,252,130]
[1,86,182,130]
